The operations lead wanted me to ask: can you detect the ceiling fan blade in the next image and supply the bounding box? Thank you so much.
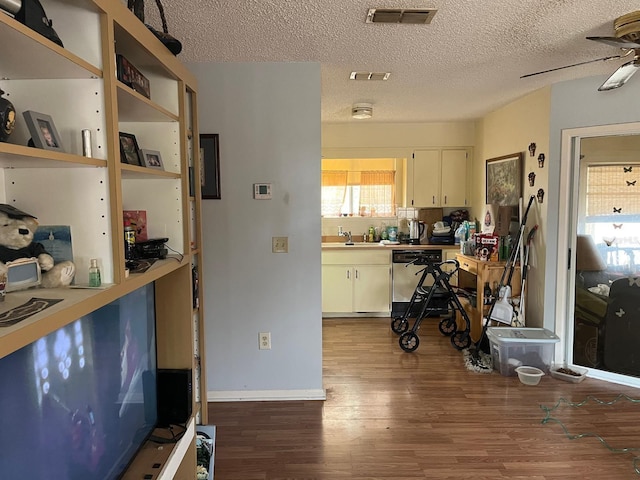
[520,55,623,79]
[587,36,640,49]
[598,59,640,90]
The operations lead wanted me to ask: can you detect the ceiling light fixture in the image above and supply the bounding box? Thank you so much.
[352,103,373,119]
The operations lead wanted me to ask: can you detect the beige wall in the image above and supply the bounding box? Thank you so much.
[322,121,476,158]
[474,86,552,327]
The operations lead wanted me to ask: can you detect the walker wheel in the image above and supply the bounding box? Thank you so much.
[450,331,471,350]
[438,317,457,336]
[391,316,409,334]
[399,331,420,352]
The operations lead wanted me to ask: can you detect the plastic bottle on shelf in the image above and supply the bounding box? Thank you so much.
[124,220,136,260]
[483,281,492,305]
[89,259,101,287]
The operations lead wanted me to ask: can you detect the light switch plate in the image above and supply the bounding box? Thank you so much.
[272,236,288,253]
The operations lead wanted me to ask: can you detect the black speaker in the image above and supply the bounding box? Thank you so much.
[156,368,192,427]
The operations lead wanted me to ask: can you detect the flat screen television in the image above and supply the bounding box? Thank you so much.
[0,283,158,479]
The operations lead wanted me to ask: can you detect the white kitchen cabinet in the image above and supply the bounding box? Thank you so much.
[407,149,470,207]
[322,250,391,313]
[322,265,353,312]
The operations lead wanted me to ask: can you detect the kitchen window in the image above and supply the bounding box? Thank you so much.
[321,170,396,217]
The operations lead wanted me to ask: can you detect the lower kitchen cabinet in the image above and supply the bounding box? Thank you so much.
[322,250,391,313]
[443,249,460,286]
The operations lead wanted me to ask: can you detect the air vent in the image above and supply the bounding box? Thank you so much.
[366,8,437,24]
[350,71,391,81]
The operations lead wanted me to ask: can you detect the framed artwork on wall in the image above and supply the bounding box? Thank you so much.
[200,133,221,199]
[486,152,523,206]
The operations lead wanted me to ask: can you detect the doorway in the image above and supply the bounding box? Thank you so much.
[557,123,640,387]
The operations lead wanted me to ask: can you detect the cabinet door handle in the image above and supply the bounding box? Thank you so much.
[432,195,435,204]
[444,195,447,204]
[347,270,350,279]
[355,269,359,279]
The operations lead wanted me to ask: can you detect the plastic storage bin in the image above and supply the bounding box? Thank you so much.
[487,327,560,376]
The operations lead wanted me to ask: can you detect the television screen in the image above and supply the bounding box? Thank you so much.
[0,283,157,480]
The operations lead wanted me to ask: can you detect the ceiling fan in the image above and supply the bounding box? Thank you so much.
[522,11,640,91]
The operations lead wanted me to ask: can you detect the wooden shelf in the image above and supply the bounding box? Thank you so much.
[0,1,207,473]
[0,13,101,80]
[121,418,196,480]
[121,162,181,179]
[117,83,180,122]
[0,143,107,168]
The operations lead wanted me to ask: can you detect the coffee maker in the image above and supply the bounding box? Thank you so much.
[408,219,425,245]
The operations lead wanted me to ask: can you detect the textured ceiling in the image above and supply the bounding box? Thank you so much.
[143,1,640,123]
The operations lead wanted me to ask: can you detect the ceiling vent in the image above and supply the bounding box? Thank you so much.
[352,103,373,119]
[350,71,391,81]
[366,8,437,24]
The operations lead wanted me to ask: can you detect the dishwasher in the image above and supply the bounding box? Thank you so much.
[391,249,449,318]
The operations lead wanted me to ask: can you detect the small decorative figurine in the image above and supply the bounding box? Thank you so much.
[538,153,545,168]
[528,142,536,157]
[537,188,545,204]
[528,171,536,187]
[0,89,15,142]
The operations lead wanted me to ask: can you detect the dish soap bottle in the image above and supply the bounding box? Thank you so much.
[89,259,101,287]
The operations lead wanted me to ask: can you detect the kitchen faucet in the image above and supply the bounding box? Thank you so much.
[338,227,353,245]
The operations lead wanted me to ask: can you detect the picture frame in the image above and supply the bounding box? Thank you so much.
[140,149,164,170]
[119,132,142,166]
[116,54,151,99]
[23,110,64,152]
[200,133,221,199]
[486,152,523,206]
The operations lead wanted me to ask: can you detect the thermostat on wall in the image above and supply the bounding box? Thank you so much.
[253,183,272,199]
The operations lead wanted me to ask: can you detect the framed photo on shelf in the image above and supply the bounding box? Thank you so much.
[119,132,142,166]
[23,111,64,152]
[200,133,221,199]
[486,152,523,206]
[140,149,164,170]
[116,54,151,99]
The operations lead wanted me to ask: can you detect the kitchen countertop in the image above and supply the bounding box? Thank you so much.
[321,242,459,251]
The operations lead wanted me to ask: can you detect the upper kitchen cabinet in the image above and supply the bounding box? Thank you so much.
[406,149,470,208]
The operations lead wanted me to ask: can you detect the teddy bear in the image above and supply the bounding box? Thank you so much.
[0,204,75,289]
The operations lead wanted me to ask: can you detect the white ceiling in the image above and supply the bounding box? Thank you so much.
[145,1,640,123]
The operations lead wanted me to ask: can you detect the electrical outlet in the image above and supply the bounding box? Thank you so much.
[259,332,271,350]
[272,236,288,253]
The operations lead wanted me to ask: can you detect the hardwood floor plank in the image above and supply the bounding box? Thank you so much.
[209,318,640,479]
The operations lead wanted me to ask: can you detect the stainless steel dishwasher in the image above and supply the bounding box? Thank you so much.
[391,249,448,318]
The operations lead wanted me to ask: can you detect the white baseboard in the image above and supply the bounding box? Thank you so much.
[207,388,326,402]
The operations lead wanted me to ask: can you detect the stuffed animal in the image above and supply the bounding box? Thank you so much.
[0,204,75,289]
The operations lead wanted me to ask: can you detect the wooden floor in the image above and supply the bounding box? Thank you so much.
[208,318,640,479]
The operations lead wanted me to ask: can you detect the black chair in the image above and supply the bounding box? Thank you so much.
[602,276,640,376]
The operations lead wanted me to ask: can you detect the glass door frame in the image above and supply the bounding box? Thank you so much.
[556,121,640,389]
